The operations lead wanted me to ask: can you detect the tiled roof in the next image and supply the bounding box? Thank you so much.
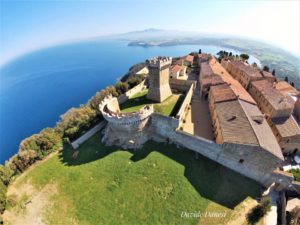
[231,61,263,78]
[185,55,194,62]
[272,115,300,138]
[240,100,283,159]
[171,65,182,74]
[251,80,294,111]
[210,84,237,103]
[209,57,257,105]
[276,81,299,97]
[202,74,225,88]
[261,71,274,79]
[200,62,214,77]
[214,100,259,146]
[213,99,283,159]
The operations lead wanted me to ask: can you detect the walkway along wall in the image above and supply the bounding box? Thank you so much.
[176,83,194,127]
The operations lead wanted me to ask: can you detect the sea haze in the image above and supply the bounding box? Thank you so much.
[0,40,260,163]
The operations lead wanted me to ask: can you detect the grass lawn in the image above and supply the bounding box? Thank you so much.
[120,89,184,117]
[6,134,261,225]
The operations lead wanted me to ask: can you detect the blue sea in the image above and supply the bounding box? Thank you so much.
[0,40,260,164]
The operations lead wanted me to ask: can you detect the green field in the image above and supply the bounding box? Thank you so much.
[5,134,261,225]
[121,89,184,116]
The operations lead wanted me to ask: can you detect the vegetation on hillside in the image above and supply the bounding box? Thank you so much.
[290,168,300,182]
[0,71,146,217]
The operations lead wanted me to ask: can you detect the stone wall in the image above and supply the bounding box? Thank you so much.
[117,80,147,104]
[169,79,196,92]
[176,83,194,126]
[71,121,107,149]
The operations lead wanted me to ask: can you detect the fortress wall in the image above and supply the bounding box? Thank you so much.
[118,80,147,104]
[176,83,194,124]
[71,121,107,149]
[169,79,196,92]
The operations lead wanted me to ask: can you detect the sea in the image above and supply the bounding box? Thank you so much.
[0,39,260,164]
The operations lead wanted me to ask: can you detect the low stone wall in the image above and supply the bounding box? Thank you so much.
[169,79,196,92]
[71,121,107,149]
[118,80,147,104]
[176,83,194,124]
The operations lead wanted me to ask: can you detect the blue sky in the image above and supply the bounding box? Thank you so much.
[1,0,299,65]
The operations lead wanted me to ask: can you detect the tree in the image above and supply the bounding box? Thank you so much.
[115,82,129,95]
[0,165,13,186]
[252,62,258,68]
[291,82,295,87]
[247,197,272,225]
[229,52,232,57]
[56,106,97,140]
[272,69,276,76]
[198,49,202,54]
[240,53,250,61]
[285,76,289,82]
[263,66,269,72]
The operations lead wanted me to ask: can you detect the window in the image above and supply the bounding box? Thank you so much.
[239,159,244,164]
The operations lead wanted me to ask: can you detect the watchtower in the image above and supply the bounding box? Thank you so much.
[146,56,172,102]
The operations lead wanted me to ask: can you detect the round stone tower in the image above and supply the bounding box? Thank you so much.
[146,56,173,102]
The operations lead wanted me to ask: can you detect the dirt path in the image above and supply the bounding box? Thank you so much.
[3,182,58,225]
[2,152,59,225]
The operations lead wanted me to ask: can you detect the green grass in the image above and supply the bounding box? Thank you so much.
[121,89,184,116]
[10,134,261,225]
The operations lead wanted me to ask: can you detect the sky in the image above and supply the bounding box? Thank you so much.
[0,0,300,66]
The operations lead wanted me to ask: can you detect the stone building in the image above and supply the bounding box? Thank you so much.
[184,55,194,66]
[146,56,173,102]
[208,84,284,181]
[295,95,300,122]
[249,80,294,119]
[199,61,225,99]
[248,79,300,154]
[223,59,264,89]
[170,64,187,79]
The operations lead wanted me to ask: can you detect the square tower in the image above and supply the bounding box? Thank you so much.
[146,56,172,102]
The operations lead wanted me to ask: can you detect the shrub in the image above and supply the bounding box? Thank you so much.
[115,82,129,95]
[247,197,272,224]
[290,168,300,182]
[56,106,97,140]
[88,86,118,112]
[0,166,13,186]
[0,181,7,214]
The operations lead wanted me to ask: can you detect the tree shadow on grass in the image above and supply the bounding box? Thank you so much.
[59,134,261,209]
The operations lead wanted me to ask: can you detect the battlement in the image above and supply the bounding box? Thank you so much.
[99,95,154,126]
[146,56,172,69]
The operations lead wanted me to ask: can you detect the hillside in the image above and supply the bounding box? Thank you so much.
[3,134,261,225]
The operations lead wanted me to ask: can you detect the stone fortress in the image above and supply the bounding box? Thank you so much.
[99,52,300,191]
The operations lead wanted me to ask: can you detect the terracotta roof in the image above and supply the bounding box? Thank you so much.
[202,74,225,88]
[185,55,194,62]
[214,100,259,145]
[240,100,283,160]
[200,62,214,78]
[213,98,283,159]
[276,81,299,97]
[251,80,294,111]
[210,84,237,103]
[261,71,274,79]
[208,57,257,105]
[231,60,263,78]
[175,59,184,66]
[272,115,300,138]
[171,65,182,74]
